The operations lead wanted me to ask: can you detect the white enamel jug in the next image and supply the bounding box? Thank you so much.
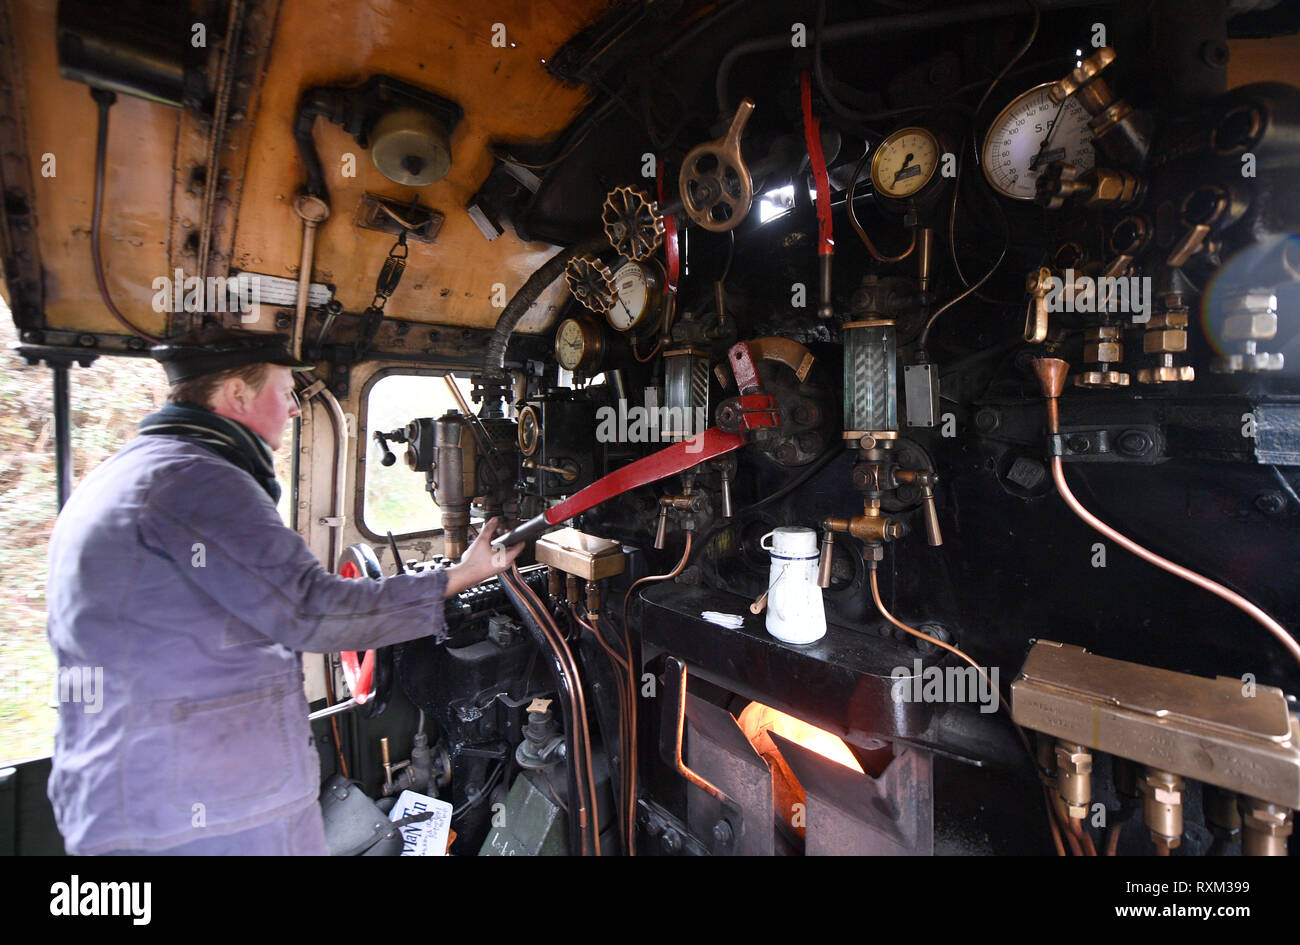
[760,526,826,645]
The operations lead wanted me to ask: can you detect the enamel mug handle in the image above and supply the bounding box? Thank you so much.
[760,530,776,551]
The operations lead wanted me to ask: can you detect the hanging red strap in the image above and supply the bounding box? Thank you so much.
[656,159,680,292]
[800,70,834,256]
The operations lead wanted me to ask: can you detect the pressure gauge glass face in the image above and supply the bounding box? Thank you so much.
[607,261,651,331]
[981,83,1095,200]
[517,405,540,457]
[554,317,588,371]
[869,127,941,199]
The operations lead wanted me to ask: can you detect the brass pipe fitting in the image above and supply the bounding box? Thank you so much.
[1055,740,1092,820]
[565,573,581,605]
[1140,768,1185,851]
[1239,797,1293,856]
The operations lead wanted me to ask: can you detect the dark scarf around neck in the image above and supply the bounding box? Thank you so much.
[139,402,281,503]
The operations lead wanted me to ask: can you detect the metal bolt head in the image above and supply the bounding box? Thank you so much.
[1117,430,1152,457]
[712,820,733,846]
[1255,492,1287,516]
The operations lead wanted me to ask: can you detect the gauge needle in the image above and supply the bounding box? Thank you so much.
[893,152,915,181]
[1031,99,1068,171]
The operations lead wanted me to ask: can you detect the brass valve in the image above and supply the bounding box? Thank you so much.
[817,502,905,586]
[894,468,943,546]
[1074,324,1130,389]
[1137,293,1195,385]
[654,493,708,549]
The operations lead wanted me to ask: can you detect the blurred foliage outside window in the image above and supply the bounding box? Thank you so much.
[362,372,475,538]
[0,305,295,764]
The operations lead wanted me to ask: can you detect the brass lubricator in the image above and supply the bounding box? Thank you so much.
[1136,291,1195,385]
[818,319,941,584]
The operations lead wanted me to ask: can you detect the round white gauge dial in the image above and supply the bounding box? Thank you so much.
[607,261,652,331]
[869,127,941,199]
[981,83,1095,200]
[554,317,588,370]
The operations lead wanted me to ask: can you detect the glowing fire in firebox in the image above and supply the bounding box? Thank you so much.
[737,702,863,774]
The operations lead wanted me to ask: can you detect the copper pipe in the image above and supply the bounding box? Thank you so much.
[620,531,694,855]
[672,661,730,803]
[572,606,631,854]
[846,153,918,263]
[868,567,1032,757]
[1043,785,1066,856]
[1033,358,1300,668]
[513,567,601,855]
[1050,457,1300,666]
[1105,821,1123,856]
[1071,818,1098,856]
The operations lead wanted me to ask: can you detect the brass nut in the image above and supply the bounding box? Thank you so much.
[1085,325,1123,341]
[1088,169,1140,206]
[1148,309,1189,329]
[1055,745,1092,772]
[1137,365,1195,384]
[1143,329,1188,354]
[1222,311,1278,341]
[1085,341,1123,363]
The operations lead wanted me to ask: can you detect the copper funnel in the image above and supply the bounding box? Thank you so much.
[1031,358,1069,399]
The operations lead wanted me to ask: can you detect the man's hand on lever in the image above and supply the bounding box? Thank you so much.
[443,517,524,598]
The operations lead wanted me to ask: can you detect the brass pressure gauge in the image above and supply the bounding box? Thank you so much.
[606,259,664,333]
[517,404,541,457]
[869,127,942,199]
[553,316,604,373]
[981,83,1095,200]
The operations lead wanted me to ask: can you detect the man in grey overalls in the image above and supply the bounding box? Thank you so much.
[46,331,521,854]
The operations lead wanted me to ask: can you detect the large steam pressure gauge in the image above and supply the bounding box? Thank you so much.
[607,259,664,333]
[981,83,1095,200]
[869,127,942,199]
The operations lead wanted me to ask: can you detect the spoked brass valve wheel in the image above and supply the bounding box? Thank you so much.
[601,186,664,261]
[679,98,756,232]
[564,254,617,314]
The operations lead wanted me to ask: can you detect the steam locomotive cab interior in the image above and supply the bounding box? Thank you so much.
[4,0,1300,856]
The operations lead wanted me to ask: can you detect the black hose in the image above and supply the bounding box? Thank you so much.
[500,568,586,856]
[714,0,1108,116]
[482,234,609,381]
[91,88,163,345]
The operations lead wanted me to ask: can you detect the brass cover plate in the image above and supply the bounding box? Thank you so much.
[1012,640,1300,807]
[535,527,626,581]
